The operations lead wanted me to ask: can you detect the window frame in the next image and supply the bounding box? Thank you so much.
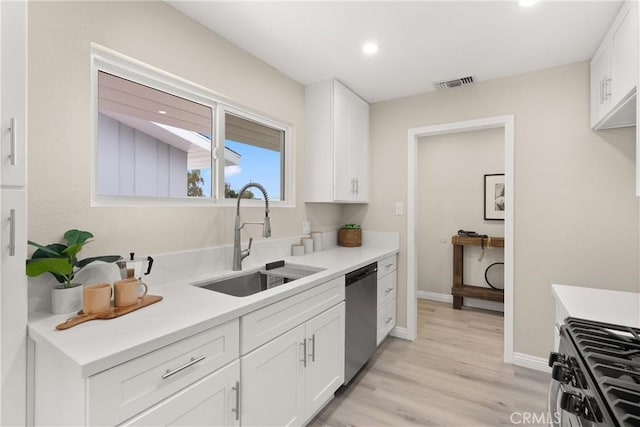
[216,104,291,207]
[90,43,294,208]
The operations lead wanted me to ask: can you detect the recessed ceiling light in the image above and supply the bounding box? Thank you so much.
[158,110,167,114]
[362,42,379,55]
[518,0,538,6]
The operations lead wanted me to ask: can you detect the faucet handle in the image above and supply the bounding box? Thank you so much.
[241,237,253,260]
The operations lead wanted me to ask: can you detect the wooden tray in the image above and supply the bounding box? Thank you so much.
[56,295,163,330]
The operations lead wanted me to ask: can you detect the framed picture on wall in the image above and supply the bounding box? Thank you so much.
[484,174,505,220]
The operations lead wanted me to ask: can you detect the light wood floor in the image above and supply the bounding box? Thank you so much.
[308,299,550,427]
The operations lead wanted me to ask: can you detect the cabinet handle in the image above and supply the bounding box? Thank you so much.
[600,79,603,104]
[385,263,394,269]
[604,77,612,100]
[355,178,359,194]
[308,334,316,362]
[232,381,240,421]
[161,355,206,379]
[385,316,393,324]
[8,118,17,166]
[385,287,393,294]
[8,209,15,256]
[350,178,355,194]
[300,339,307,367]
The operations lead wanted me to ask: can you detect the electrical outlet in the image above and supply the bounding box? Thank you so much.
[302,221,311,234]
[395,202,404,216]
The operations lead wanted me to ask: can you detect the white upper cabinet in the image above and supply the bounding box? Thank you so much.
[591,1,638,130]
[305,80,369,203]
[0,0,27,187]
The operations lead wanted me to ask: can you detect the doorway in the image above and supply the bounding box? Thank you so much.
[406,115,514,363]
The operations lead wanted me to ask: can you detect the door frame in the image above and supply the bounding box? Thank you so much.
[406,114,514,363]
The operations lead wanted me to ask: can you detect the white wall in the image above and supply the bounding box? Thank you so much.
[350,61,638,358]
[417,129,504,297]
[27,1,342,259]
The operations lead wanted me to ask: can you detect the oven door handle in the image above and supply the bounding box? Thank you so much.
[547,378,562,427]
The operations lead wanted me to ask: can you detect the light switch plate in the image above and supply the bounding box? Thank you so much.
[395,202,404,216]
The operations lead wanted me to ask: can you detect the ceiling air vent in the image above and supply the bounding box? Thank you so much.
[433,76,474,90]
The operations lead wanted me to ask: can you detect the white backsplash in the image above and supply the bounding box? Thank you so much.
[27,230,397,314]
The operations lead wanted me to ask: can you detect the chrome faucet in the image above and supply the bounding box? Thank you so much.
[233,182,271,271]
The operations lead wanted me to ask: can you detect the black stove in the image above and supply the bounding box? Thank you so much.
[549,317,640,426]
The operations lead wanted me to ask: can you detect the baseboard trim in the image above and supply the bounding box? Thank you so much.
[390,326,408,340]
[417,290,504,312]
[512,352,551,373]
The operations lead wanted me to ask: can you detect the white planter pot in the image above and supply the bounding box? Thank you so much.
[51,284,82,314]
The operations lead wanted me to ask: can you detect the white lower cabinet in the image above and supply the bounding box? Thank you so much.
[121,360,240,427]
[376,255,397,345]
[241,302,345,427]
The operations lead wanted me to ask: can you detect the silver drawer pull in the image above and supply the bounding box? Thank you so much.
[162,355,206,380]
[8,118,16,166]
[385,263,393,268]
[300,339,307,367]
[385,317,393,324]
[385,287,393,294]
[309,334,316,362]
[8,209,15,256]
[232,381,240,420]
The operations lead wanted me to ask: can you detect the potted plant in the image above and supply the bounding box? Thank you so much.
[338,224,362,247]
[26,229,120,314]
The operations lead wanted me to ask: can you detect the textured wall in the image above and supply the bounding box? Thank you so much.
[28,1,343,260]
[356,61,638,358]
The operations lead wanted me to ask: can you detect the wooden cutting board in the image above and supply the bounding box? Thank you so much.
[56,295,163,330]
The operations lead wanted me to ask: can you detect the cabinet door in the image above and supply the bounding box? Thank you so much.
[1,189,27,426]
[0,0,27,187]
[121,360,240,427]
[304,302,345,420]
[333,82,369,202]
[333,82,354,201]
[241,324,305,427]
[611,1,638,107]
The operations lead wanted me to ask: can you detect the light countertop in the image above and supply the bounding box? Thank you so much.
[551,284,640,328]
[28,243,398,377]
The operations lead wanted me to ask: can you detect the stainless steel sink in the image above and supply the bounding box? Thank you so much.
[193,263,325,297]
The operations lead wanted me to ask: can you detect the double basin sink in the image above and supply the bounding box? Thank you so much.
[192,261,325,297]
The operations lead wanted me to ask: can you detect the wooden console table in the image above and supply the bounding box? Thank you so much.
[451,235,504,309]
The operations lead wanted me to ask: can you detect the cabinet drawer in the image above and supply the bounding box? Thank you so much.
[377,299,396,346]
[88,319,239,426]
[241,276,345,354]
[378,255,396,277]
[377,272,396,311]
[120,360,240,427]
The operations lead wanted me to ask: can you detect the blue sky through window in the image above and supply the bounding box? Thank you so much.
[225,139,281,200]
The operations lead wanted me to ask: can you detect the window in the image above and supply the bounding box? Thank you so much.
[92,44,292,206]
[222,112,285,201]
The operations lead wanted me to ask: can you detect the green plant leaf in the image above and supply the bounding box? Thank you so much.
[77,255,121,268]
[28,241,65,258]
[62,242,85,260]
[64,229,94,246]
[26,258,73,279]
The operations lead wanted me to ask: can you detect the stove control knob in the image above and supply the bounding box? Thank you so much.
[551,362,571,384]
[560,390,582,414]
[548,352,565,367]
[560,391,601,422]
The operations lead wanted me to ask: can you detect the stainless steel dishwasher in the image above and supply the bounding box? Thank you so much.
[344,262,378,384]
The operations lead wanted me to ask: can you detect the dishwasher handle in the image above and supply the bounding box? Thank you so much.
[345,263,377,286]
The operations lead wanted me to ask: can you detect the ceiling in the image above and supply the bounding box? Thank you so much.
[167,1,622,103]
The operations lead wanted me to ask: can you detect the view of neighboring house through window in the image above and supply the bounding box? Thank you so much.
[94,57,290,205]
[223,112,285,201]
